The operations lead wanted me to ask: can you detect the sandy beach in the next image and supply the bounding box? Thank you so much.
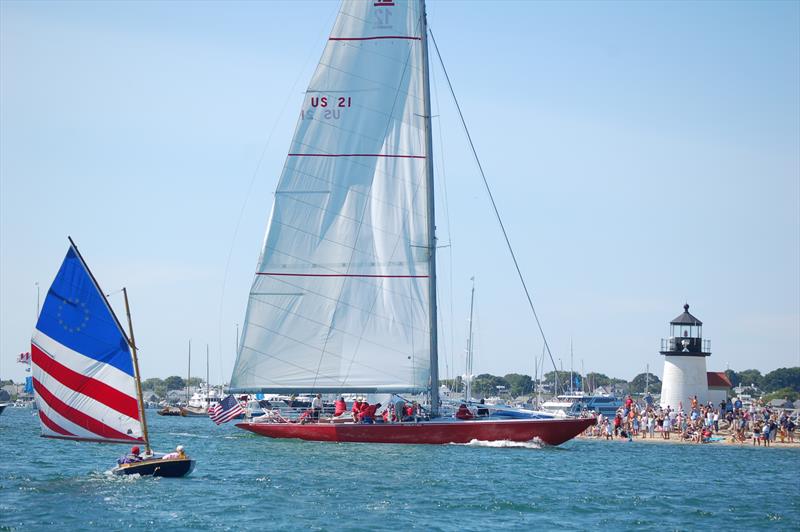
[578,430,800,448]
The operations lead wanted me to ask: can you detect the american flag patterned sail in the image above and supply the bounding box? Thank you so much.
[31,244,146,444]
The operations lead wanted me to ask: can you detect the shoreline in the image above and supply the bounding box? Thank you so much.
[577,431,800,449]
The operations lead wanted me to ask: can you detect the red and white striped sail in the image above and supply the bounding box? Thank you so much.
[31,245,145,444]
[231,0,430,393]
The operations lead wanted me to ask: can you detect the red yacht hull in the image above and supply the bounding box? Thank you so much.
[236,417,595,446]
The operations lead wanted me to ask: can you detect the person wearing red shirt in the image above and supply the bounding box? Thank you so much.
[351,399,363,421]
[334,396,347,417]
[455,404,474,420]
[359,402,381,423]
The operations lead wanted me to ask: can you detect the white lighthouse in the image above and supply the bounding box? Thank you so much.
[659,304,711,410]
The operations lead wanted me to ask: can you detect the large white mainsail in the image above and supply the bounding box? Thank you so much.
[231,0,432,394]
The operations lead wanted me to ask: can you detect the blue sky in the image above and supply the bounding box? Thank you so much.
[1,0,798,385]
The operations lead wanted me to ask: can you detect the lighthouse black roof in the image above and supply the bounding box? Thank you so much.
[670,304,702,326]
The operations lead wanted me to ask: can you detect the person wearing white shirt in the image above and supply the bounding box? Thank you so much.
[311,393,322,421]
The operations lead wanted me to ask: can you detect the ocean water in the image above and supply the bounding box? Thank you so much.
[1,407,799,531]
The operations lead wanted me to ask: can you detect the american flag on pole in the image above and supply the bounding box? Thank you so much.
[209,395,244,425]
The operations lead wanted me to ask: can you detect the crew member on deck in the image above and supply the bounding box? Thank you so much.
[359,402,381,423]
[456,403,474,420]
[334,396,347,417]
[311,393,322,421]
[351,398,363,421]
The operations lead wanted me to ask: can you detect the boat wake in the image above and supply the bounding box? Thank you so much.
[168,432,209,439]
[457,438,544,449]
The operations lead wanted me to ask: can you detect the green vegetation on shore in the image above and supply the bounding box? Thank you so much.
[440,367,800,399]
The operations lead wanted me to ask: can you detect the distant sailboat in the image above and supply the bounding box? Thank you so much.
[31,238,195,476]
[230,0,594,444]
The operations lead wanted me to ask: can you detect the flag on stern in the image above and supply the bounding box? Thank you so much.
[209,395,244,425]
[31,244,145,444]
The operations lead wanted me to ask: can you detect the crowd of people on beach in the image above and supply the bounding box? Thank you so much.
[585,394,797,445]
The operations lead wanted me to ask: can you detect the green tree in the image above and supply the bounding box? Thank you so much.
[737,369,763,389]
[761,387,799,403]
[471,374,509,397]
[141,377,163,390]
[628,373,662,394]
[164,375,186,390]
[504,373,533,397]
[585,372,612,390]
[725,369,740,388]
[761,367,800,393]
[439,376,463,393]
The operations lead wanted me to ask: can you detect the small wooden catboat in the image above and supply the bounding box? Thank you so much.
[31,238,195,477]
[113,456,196,477]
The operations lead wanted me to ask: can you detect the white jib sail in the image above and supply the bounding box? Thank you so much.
[230,0,431,393]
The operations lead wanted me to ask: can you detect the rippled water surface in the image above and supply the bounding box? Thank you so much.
[2,407,799,531]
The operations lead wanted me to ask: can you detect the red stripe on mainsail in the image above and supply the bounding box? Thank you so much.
[288,153,425,159]
[329,36,421,41]
[32,378,140,442]
[257,272,429,278]
[31,344,139,421]
[38,409,75,437]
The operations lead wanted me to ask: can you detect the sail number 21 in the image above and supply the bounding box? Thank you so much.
[300,96,352,120]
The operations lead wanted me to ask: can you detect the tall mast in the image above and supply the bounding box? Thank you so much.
[122,287,151,455]
[187,340,191,405]
[206,344,210,405]
[465,278,475,403]
[420,0,439,416]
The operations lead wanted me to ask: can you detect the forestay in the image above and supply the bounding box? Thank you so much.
[231,0,431,393]
[31,245,146,444]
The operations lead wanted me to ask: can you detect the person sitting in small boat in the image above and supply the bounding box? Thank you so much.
[161,445,186,460]
[334,396,347,417]
[118,445,144,465]
[455,403,474,420]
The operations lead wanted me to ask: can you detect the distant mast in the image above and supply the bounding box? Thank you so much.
[465,278,476,403]
[186,340,191,405]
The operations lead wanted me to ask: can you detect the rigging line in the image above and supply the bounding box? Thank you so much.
[220,2,341,385]
[430,44,456,385]
[428,28,561,394]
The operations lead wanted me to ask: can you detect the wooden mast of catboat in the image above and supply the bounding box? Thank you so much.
[122,287,151,455]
